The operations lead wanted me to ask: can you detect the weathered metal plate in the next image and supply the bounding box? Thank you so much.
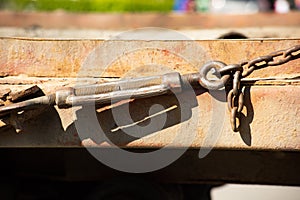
[0,80,299,151]
[0,38,299,78]
[0,38,299,151]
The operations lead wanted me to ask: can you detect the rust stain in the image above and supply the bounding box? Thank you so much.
[1,39,299,78]
[9,85,41,102]
[0,81,298,150]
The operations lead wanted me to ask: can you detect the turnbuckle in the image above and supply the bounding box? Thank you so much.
[0,61,231,134]
[58,72,183,108]
[0,62,231,117]
[0,72,187,116]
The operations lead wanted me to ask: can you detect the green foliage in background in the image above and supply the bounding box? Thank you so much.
[0,0,174,12]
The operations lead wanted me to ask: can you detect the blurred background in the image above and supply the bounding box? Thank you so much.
[0,0,299,39]
[0,0,299,13]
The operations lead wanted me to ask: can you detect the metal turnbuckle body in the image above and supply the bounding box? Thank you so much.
[0,72,184,115]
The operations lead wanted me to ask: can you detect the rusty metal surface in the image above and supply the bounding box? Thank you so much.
[0,38,299,151]
[0,38,299,79]
[0,38,299,187]
[0,11,300,29]
[0,81,299,151]
[8,85,41,102]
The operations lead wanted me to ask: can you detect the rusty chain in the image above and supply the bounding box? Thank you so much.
[200,44,300,132]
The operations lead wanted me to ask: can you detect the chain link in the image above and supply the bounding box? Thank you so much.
[231,45,299,131]
[242,45,300,78]
[201,44,300,132]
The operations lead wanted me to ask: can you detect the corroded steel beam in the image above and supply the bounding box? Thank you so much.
[0,38,299,78]
[0,79,299,151]
[0,38,299,186]
[0,38,299,151]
